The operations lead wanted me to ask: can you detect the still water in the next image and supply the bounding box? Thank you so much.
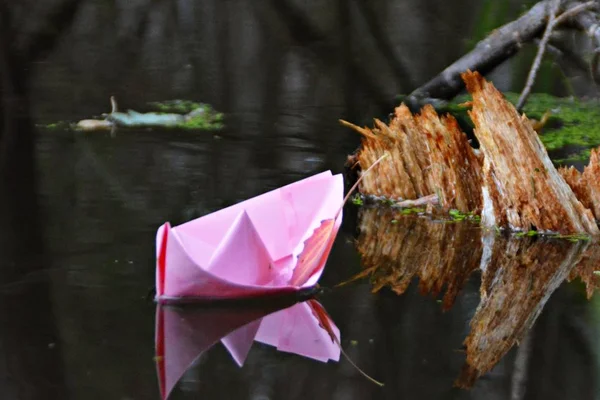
[2,1,600,398]
[0,125,595,399]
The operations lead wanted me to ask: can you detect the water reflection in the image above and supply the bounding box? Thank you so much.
[356,207,600,388]
[156,299,339,399]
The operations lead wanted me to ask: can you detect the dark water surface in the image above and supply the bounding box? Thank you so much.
[0,126,597,400]
[2,1,600,399]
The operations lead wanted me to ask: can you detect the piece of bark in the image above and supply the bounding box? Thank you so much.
[559,166,593,214]
[415,106,483,212]
[343,104,483,212]
[582,149,600,219]
[342,118,417,200]
[390,105,433,198]
[464,70,599,234]
[559,148,600,221]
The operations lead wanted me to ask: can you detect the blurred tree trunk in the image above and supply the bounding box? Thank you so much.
[0,1,82,397]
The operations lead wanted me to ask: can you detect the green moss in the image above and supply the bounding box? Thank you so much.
[515,230,538,238]
[146,100,225,130]
[147,100,204,114]
[37,121,73,130]
[352,195,364,206]
[506,93,600,154]
[553,233,592,242]
[179,111,224,130]
[399,207,425,215]
[448,209,481,223]
[514,230,591,242]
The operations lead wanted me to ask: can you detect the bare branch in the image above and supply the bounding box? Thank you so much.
[516,0,561,112]
[407,0,600,107]
[407,1,551,104]
[516,0,598,110]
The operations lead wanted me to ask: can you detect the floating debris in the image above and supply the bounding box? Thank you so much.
[71,97,224,131]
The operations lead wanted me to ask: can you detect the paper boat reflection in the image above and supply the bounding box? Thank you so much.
[155,299,340,399]
[155,171,343,302]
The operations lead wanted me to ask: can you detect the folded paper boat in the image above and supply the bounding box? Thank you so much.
[156,171,344,301]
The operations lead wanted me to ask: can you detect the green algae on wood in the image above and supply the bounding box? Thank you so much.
[147,100,205,114]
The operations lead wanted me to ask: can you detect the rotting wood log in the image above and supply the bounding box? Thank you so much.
[341,104,483,213]
[464,70,599,234]
[345,71,600,234]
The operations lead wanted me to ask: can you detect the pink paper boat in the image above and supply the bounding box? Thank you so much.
[155,171,344,302]
[156,300,340,399]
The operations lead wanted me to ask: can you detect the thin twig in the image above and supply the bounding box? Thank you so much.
[516,0,561,112]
